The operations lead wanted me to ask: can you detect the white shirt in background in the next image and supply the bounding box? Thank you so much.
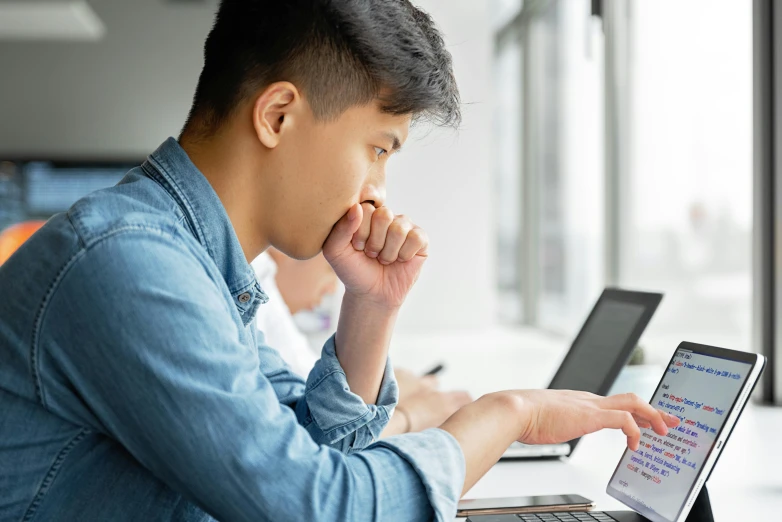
[251,252,319,377]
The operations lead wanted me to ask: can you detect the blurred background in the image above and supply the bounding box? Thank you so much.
[0,0,778,402]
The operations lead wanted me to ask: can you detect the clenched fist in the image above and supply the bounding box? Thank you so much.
[323,202,428,308]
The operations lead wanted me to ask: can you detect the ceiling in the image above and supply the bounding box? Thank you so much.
[0,0,213,41]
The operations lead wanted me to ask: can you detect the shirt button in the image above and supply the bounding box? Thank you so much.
[238,292,251,303]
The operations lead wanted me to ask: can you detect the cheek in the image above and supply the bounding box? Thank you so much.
[317,156,369,219]
[330,155,368,197]
[287,148,370,255]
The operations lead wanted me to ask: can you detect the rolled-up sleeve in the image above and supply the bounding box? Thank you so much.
[296,335,397,452]
[255,330,397,453]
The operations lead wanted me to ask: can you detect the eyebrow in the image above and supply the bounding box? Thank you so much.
[380,131,403,154]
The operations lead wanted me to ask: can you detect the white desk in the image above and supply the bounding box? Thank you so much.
[390,327,782,520]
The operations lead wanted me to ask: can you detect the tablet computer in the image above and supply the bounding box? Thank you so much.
[605,342,765,522]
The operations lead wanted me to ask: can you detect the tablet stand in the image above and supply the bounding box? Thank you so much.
[684,485,714,522]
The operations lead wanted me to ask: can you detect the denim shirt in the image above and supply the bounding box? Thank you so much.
[0,138,465,522]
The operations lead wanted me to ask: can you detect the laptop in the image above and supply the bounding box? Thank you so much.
[469,342,766,522]
[503,288,663,459]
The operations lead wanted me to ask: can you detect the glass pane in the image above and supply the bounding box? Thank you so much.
[494,35,523,324]
[528,0,606,332]
[491,0,523,30]
[621,0,753,359]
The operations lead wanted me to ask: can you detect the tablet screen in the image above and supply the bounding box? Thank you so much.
[607,348,752,522]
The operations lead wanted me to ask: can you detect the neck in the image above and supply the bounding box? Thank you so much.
[180,130,270,263]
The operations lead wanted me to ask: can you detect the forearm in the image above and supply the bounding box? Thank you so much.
[439,392,525,496]
[335,291,399,405]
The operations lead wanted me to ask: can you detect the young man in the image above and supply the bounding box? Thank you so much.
[0,1,678,521]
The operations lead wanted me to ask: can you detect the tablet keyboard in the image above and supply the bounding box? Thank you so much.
[518,513,616,521]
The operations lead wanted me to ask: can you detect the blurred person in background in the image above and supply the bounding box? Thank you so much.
[252,249,472,436]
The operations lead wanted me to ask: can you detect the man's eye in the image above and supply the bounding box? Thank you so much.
[374,146,388,158]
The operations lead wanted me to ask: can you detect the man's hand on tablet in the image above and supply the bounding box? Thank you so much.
[439,390,679,496]
[510,390,679,451]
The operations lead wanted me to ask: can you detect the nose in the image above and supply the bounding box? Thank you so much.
[361,169,387,208]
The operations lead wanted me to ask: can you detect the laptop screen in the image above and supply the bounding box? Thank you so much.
[548,299,647,393]
[607,348,752,522]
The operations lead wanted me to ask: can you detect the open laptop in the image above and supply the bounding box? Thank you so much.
[469,342,766,522]
[503,288,663,459]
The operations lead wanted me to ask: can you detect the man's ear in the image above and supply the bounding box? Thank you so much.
[252,82,300,149]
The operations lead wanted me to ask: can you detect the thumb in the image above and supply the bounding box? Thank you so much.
[323,204,362,254]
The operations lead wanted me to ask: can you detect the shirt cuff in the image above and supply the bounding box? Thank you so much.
[298,335,398,452]
[371,428,466,522]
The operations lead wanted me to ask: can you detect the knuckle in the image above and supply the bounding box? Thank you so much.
[388,220,411,238]
[372,206,394,224]
[396,215,414,227]
[409,228,427,243]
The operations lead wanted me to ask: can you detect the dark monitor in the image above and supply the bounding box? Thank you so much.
[548,288,663,395]
[547,288,663,450]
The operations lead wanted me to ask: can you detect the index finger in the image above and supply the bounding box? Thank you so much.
[351,203,376,251]
[602,393,674,436]
[599,410,641,451]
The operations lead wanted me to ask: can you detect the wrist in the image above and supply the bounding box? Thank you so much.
[333,290,400,406]
[395,405,412,433]
[480,391,530,441]
[342,290,402,315]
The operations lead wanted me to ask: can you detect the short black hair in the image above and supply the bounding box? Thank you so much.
[181,0,461,139]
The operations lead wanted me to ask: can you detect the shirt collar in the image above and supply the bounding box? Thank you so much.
[141,137,268,322]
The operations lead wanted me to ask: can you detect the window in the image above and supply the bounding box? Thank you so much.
[493,0,754,363]
[529,0,605,332]
[494,0,605,332]
[494,21,523,324]
[491,0,522,30]
[619,0,753,360]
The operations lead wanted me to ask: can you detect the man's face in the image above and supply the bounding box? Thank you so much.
[264,100,410,260]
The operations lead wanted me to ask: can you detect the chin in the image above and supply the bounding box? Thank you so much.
[272,223,330,261]
[276,241,322,261]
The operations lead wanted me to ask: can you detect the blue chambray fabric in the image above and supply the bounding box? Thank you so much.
[0,138,465,522]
